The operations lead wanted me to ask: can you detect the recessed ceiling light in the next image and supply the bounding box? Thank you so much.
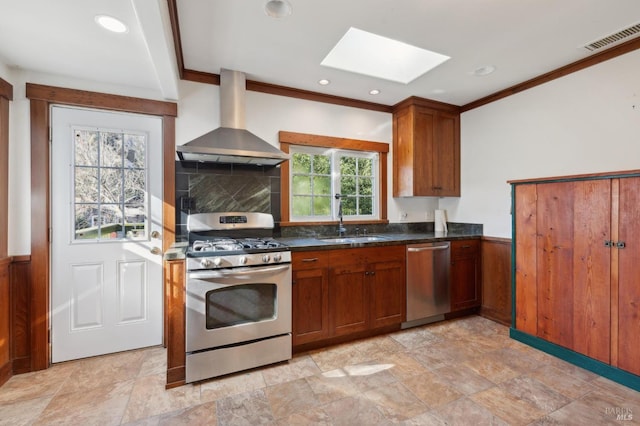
[95,15,128,33]
[321,27,450,84]
[369,89,380,95]
[264,0,292,18]
[472,65,496,77]
[432,89,446,94]
[318,79,330,85]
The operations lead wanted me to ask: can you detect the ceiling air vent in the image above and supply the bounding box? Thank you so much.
[583,23,640,51]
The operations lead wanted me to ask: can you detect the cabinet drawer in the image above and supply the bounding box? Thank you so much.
[328,245,405,268]
[450,239,480,258]
[292,251,329,270]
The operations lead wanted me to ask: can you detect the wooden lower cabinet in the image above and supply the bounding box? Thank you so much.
[368,254,406,329]
[292,245,406,347]
[450,239,481,312]
[480,238,512,326]
[291,251,330,345]
[512,171,640,388]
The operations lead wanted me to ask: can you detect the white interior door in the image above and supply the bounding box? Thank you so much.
[51,106,163,363]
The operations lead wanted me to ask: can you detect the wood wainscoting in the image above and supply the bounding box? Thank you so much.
[10,256,32,374]
[0,255,31,387]
[0,257,11,386]
[480,237,512,326]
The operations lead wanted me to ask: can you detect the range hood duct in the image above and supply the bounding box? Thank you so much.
[176,69,289,166]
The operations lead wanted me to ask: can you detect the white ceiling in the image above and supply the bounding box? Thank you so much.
[1,0,639,106]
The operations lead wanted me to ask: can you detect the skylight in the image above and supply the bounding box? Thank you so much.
[321,27,450,84]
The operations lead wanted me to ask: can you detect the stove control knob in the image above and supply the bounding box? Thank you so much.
[262,254,271,263]
[212,257,222,267]
[239,256,247,265]
[200,258,213,268]
[273,253,282,262]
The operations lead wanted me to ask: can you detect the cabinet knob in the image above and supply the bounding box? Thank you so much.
[617,241,626,249]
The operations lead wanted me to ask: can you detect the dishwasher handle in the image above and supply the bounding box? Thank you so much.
[407,245,449,253]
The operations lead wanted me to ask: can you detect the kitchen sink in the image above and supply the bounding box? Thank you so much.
[317,235,389,244]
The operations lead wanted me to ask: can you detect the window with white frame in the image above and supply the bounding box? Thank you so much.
[290,145,379,221]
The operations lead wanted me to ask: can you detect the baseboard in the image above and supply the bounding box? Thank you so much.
[510,328,640,392]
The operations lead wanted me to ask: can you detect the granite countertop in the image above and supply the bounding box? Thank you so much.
[164,241,188,260]
[278,231,482,252]
[164,231,482,260]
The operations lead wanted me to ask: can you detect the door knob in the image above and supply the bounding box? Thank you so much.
[150,247,162,255]
[151,230,161,239]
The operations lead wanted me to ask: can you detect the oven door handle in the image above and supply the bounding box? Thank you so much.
[189,264,291,279]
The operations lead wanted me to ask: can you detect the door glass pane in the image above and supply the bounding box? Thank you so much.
[124,170,146,204]
[75,130,99,166]
[100,168,123,204]
[100,205,124,239]
[124,134,146,168]
[205,284,277,329]
[75,204,98,239]
[100,132,123,167]
[72,127,147,241]
[125,204,146,239]
[74,167,99,202]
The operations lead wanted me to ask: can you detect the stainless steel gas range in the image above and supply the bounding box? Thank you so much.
[184,212,291,383]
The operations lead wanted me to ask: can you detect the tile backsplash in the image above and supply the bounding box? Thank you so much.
[175,161,281,240]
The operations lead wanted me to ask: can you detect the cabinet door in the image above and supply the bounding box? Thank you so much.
[292,267,329,345]
[412,107,436,195]
[571,179,611,364]
[535,182,576,349]
[433,111,460,196]
[616,176,640,376]
[292,252,329,346]
[329,263,369,336]
[515,184,538,334]
[535,180,611,361]
[392,103,461,197]
[369,258,406,328]
[450,240,481,311]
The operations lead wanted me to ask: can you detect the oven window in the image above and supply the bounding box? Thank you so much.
[205,284,277,329]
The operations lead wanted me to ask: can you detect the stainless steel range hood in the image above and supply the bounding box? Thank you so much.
[177,69,289,166]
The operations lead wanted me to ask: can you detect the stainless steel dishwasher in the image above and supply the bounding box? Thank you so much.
[402,242,451,328]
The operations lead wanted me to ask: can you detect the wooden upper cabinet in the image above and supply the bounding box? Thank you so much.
[392,97,460,197]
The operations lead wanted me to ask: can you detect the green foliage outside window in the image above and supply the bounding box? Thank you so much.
[291,148,376,220]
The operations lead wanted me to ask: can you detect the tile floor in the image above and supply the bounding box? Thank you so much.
[1,315,639,425]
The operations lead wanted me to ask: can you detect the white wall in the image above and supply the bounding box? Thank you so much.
[176,79,438,226]
[6,48,639,253]
[4,68,170,255]
[440,49,640,238]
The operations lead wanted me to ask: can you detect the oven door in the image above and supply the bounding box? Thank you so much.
[186,263,291,353]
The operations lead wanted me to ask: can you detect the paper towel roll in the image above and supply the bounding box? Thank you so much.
[435,209,447,233]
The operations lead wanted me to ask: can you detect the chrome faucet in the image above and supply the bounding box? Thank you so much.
[335,193,346,237]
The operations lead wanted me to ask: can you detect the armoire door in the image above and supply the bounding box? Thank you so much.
[616,176,640,376]
[535,180,611,363]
